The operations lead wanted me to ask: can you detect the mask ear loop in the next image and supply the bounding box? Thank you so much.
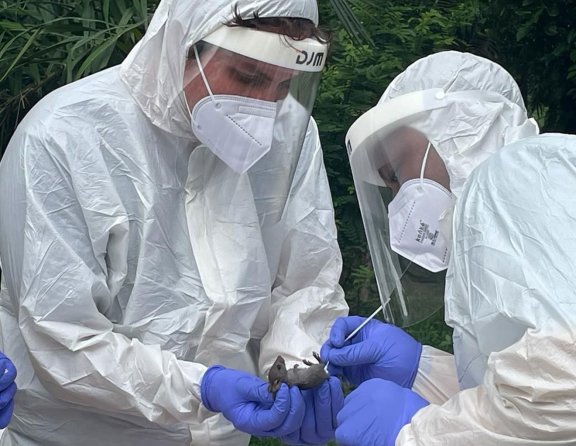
[418,141,432,189]
[193,45,218,107]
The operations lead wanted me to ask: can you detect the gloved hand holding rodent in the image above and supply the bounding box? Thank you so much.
[200,365,305,438]
[201,356,343,445]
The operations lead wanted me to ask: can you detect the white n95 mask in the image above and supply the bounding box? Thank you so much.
[191,95,277,174]
[388,178,455,272]
[387,141,455,273]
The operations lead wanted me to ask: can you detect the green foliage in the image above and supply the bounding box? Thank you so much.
[0,0,155,154]
[461,0,576,133]
[405,308,453,353]
[251,439,282,446]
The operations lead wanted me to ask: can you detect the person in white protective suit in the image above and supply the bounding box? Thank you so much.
[319,51,576,445]
[0,0,349,445]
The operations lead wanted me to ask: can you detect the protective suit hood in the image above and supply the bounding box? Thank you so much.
[120,0,319,137]
[379,51,539,197]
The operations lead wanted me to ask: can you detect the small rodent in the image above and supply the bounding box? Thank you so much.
[267,352,329,395]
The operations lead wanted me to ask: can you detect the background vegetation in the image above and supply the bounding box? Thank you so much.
[1,1,575,444]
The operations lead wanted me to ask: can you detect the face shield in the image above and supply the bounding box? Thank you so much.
[346,89,455,327]
[184,25,327,226]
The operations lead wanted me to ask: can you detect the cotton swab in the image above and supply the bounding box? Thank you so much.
[324,304,384,371]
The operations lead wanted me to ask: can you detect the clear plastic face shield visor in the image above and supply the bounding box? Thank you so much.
[183,26,328,226]
[346,89,454,327]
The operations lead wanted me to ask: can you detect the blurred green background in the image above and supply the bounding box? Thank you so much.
[1,1,575,444]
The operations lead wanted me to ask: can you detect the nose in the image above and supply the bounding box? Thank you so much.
[246,83,289,102]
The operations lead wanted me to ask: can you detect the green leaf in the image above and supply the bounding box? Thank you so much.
[0,29,41,82]
[103,0,110,23]
[327,0,375,47]
[0,20,27,32]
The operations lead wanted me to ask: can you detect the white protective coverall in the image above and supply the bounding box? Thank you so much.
[0,0,348,444]
[399,134,576,444]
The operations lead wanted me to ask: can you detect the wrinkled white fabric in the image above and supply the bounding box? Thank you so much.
[379,51,539,198]
[397,134,576,444]
[0,0,348,445]
[411,345,458,405]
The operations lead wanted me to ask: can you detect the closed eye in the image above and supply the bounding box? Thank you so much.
[230,68,271,88]
[378,163,398,185]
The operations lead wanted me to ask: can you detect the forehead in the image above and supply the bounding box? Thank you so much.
[380,127,427,159]
[384,127,426,148]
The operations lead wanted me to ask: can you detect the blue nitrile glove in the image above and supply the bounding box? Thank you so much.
[320,316,422,388]
[201,365,305,437]
[336,379,429,446]
[280,377,344,445]
[0,353,16,428]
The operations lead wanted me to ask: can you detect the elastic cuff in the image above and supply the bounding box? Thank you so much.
[407,342,423,389]
[200,365,225,412]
